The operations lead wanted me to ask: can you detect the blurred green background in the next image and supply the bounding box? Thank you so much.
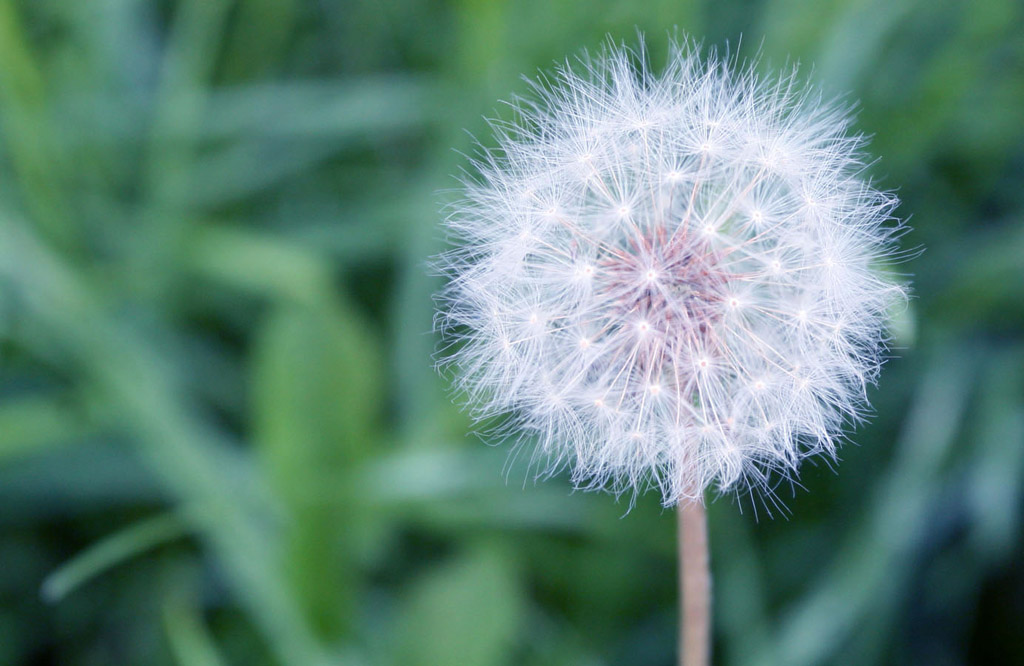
[0,0,1021,664]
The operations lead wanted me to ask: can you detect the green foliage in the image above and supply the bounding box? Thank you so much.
[252,295,382,638]
[41,512,188,603]
[0,0,1021,664]
[394,545,524,666]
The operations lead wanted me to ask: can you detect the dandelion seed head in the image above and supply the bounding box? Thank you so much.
[436,36,907,507]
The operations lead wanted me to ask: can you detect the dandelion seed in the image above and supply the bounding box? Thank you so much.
[436,36,907,508]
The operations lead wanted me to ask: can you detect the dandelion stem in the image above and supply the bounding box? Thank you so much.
[678,498,710,666]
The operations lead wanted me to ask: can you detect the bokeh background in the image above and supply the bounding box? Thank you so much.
[0,1,1022,664]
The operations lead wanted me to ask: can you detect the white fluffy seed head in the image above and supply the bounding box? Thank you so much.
[435,37,907,507]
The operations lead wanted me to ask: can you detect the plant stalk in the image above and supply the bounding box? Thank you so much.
[678,499,710,666]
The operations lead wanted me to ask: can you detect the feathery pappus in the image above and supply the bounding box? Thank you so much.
[435,37,907,507]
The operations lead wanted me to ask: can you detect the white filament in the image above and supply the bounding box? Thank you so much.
[436,38,906,506]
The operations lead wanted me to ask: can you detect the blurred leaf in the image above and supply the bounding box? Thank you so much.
[164,594,228,666]
[766,346,978,666]
[0,444,164,515]
[41,513,187,603]
[188,225,333,304]
[253,296,383,490]
[394,544,524,666]
[0,394,86,461]
[710,504,771,665]
[188,76,440,205]
[188,139,343,207]
[281,194,424,264]
[130,0,232,297]
[221,0,298,81]
[1,217,334,666]
[59,77,439,148]
[812,0,916,94]
[390,162,450,440]
[758,0,850,65]
[144,0,231,207]
[0,0,72,247]
[928,219,1024,328]
[252,294,384,639]
[966,347,1024,558]
[872,0,1021,172]
[202,77,439,139]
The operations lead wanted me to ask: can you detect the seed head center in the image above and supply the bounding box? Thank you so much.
[593,231,732,380]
